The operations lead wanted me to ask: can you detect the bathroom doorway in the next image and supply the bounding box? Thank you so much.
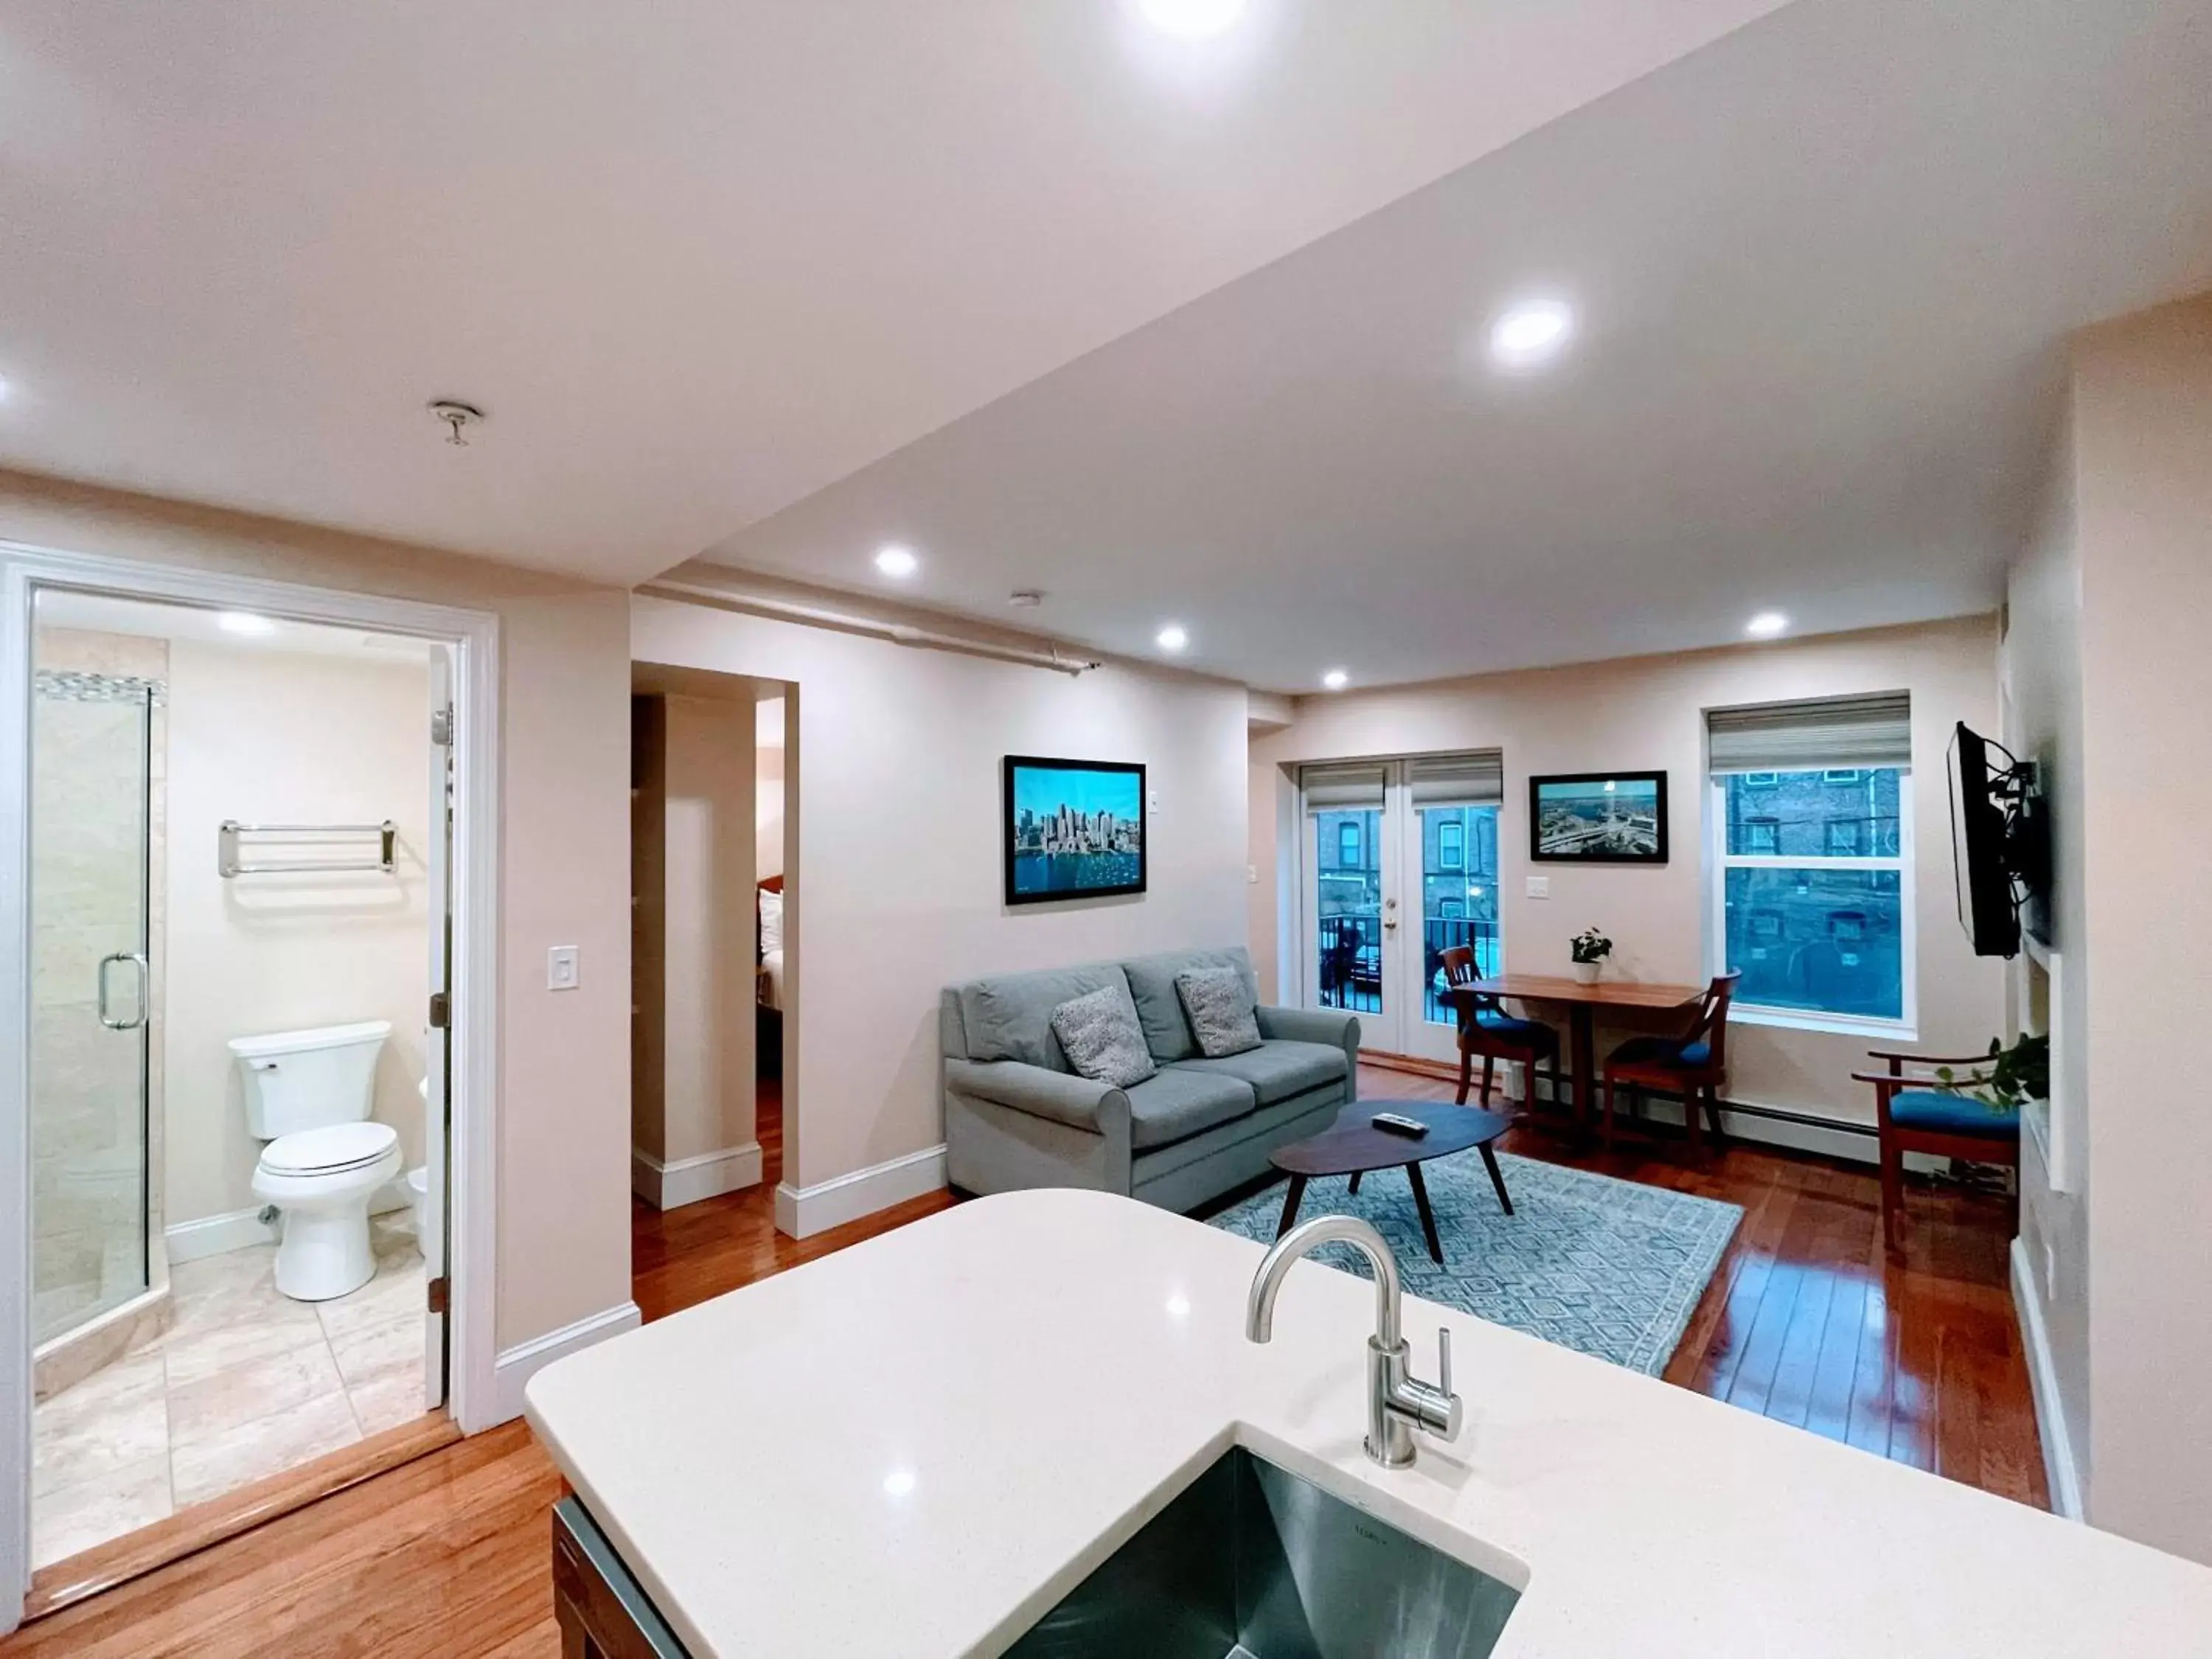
[0,553,497,1628]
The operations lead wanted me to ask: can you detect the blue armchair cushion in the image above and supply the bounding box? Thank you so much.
[1889,1090,2020,1140]
[1605,1035,1712,1071]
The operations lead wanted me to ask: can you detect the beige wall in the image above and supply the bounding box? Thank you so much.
[658,695,757,1167]
[2003,397,2093,1509]
[757,701,786,883]
[630,587,1252,1192]
[1,470,633,1355]
[1249,616,2006,1127]
[161,639,431,1227]
[2065,293,2212,1562]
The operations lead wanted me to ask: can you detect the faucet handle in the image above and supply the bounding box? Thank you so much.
[1438,1326,1453,1396]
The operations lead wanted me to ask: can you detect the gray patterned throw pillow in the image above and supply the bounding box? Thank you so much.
[1049,983,1158,1089]
[1175,966,1262,1059]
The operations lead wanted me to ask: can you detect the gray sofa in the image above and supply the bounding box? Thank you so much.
[942,946,1360,1214]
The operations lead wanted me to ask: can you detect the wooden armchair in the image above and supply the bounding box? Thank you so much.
[1439,945,1561,1111]
[1600,972,1741,1151]
[1852,1050,2021,1253]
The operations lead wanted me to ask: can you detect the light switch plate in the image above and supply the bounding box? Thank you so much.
[547,945,580,991]
[1247,864,1259,885]
[1526,875,1551,899]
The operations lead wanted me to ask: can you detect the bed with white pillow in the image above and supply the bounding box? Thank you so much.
[757,881,785,1011]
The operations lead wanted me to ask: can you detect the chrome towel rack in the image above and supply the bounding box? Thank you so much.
[219,820,396,879]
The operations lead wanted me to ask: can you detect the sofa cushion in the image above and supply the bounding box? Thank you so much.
[958,964,1130,1070]
[1890,1090,2021,1140]
[1175,966,1263,1058]
[1122,947,1259,1062]
[1124,1067,1258,1150]
[1048,983,1157,1090]
[1169,1040,1349,1107]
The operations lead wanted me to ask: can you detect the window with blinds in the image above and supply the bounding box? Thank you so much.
[1705,692,1911,773]
[1705,693,1914,1029]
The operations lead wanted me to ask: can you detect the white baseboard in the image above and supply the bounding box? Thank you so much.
[165,1207,278,1263]
[166,1183,419,1265]
[631,1141,763,1210]
[493,1300,642,1426]
[2011,1236,2085,1520]
[774,1143,946,1240]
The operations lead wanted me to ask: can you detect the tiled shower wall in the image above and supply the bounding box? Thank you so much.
[30,627,168,1362]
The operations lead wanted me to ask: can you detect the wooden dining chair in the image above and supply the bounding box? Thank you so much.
[1852,1049,2021,1254]
[1599,971,1742,1150]
[1440,945,1562,1111]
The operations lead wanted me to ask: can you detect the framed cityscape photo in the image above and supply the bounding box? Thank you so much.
[1004,756,1147,905]
[1528,771,1669,864]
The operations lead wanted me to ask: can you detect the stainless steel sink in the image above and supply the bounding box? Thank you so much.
[1004,1447,1520,1658]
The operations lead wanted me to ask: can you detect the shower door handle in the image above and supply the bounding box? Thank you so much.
[97,953,149,1032]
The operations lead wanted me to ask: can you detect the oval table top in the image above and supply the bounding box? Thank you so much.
[1270,1099,1510,1178]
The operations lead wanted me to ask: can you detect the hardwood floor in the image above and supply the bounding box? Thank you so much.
[1365,1065,2047,1506]
[3,1062,2038,1654]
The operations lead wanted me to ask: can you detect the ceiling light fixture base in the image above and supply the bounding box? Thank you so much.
[428,400,485,446]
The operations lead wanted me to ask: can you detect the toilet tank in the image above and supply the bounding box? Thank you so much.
[229,1020,393,1140]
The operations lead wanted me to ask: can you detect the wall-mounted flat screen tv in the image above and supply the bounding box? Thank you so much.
[1004,756,1147,905]
[1947,721,2050,958]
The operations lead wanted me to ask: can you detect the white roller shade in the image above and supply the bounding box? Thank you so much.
[1407,751,1505,805]
[1300,762,1385,810]
[1706,692,1912,773]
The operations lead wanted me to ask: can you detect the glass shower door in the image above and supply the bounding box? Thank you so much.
[29,668,153,1346]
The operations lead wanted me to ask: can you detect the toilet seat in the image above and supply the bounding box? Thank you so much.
[260,1121,399,1178]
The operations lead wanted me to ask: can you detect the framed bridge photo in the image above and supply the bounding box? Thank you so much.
[1529,770,1669,864]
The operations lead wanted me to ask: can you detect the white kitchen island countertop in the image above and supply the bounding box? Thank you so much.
[526,1189,2212,1657]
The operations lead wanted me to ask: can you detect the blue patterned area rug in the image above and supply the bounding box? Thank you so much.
[1208,1151,1742,1376]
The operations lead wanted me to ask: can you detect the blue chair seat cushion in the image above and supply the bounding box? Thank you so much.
[1889,1090,2020,1140]
[1605,1034,1713,1071]
[1467,1010,1558,1052]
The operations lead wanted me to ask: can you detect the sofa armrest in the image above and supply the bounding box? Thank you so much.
[945,1058,1128,1133]
[1256,1004,1360,1054]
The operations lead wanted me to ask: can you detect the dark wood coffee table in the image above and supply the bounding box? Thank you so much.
[1269,1099,1514,1266]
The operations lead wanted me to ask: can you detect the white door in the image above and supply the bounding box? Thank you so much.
[422,647,453,1411]
[1299,755,1504,1065]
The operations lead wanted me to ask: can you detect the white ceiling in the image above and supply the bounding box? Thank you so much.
[705,0,2212,689]
[0,0,1782,585]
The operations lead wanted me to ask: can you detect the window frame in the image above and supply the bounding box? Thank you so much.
[1337,819,1362,868]
[1437,818,1465,871]
[1708,768,1917,1037]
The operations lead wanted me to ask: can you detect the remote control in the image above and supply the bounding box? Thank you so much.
[1371,1112,1430,1138]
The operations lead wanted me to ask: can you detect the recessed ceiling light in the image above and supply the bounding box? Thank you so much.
[1745,611,1790,639]
[1487,298,1576,372]
[218,611,276,637]
[1135,0,1248,40]
[1155,624,1189,653]
[874,544,919,579]
[882,1469,917,1498]
[1321,668,1349,691]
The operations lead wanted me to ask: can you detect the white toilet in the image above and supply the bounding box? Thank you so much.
[232,1020,400,1302]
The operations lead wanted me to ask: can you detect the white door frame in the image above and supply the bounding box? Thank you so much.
[0,541,501,1630]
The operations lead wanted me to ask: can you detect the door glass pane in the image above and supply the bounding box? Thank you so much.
[29,671,153,1345]
[1418,805,1501,1026]
[1312,809,1382,1014]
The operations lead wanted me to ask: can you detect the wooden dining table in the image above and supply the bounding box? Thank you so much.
[1444,973,1703,1127]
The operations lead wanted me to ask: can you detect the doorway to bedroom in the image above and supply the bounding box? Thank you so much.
[626,664,794,1319]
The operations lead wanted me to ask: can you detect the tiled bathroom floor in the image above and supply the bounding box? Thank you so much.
[31,1216,430,1570]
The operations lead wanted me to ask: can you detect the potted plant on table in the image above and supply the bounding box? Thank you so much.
[1570,926,1613,985]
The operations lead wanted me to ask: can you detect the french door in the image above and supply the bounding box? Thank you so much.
[1299,754,1503,1062]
